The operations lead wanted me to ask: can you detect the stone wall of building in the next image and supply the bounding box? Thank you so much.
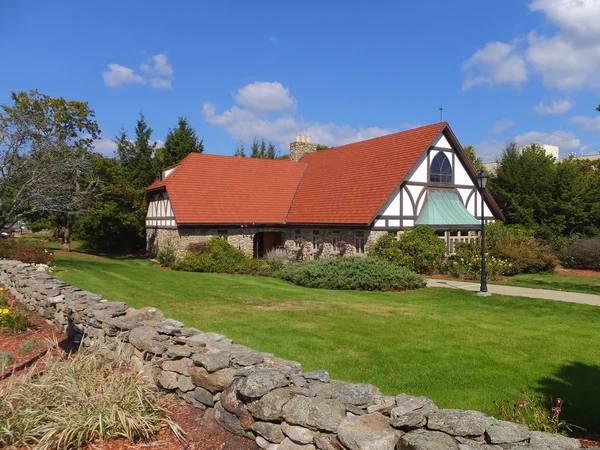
[0,259,583,450]
[147,227,388,260]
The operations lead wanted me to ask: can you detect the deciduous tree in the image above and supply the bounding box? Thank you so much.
[462,145,485,173]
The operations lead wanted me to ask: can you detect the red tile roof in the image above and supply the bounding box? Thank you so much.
[147,122,450,225]
[147,154,306,224]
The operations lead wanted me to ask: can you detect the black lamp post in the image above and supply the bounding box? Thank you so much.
[476,170,491,297]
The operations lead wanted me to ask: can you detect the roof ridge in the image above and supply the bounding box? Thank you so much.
[284,162,308,223]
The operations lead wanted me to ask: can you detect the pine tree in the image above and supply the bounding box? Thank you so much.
[250,139,260,158]
[162,117,203,167]
[266,142,276,159]
[116,114,156,190]
[234,143,246,157]
[259,139,267,158]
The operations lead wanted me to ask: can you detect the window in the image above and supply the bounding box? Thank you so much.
[217,230,228,236]
[430,152,452,183]
[355,231,366,254]
[312,230,320,246]
[295,229,302,240]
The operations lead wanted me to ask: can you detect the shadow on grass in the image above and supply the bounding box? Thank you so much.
[538,362,600,432]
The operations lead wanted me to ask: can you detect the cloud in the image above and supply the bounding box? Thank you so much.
[102,64,146,88]
[474,139,510,162]
[463,1,600,91]
[203,81,396,147]
[533,98,574,115]
[103,53,173,89]
[92,137,118,155]
[235,81,297,112]
[492,119,515,134]
[461,41,528,90]
[514,130,581,150]
[571,115,600,131]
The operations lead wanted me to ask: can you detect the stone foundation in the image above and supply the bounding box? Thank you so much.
[0,259,583,450]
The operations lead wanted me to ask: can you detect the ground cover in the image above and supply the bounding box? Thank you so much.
[52,253,600,431]
[494,272,600,296]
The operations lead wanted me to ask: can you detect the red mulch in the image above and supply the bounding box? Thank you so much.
[153,263,172,270]
[53,250,105,259]
[554,267,600,278]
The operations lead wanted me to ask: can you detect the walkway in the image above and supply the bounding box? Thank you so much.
[426,278,600,307]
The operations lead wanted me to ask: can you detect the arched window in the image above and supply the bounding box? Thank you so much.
[430,152,452,183]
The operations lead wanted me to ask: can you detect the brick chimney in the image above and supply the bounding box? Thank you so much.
[290,135,318,161]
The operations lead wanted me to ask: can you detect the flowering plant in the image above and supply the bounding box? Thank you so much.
[495,389,570,435]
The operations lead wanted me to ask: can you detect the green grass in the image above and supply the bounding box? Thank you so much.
[17,230,83,251]
[495,273,600,296]
[52,254,600,430]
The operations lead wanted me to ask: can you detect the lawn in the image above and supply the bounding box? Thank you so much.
[52,253,600,430]
[495,273,600,296]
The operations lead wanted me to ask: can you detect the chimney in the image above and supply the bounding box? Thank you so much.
[290,135,318,161]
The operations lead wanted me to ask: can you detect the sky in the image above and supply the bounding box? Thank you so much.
[1,0,599,162]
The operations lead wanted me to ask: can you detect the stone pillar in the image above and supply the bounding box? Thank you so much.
[290,135,318,161]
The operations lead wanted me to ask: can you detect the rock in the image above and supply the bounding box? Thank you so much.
[282,421,316,444]
[427,410,490,437]
[314,432,343,450]
[303,370,330,383]
[248,387,300,421]
[256,435,273,449]
[220,384,255,430]
[528,431,581,450]
[238,369,290,399]
[214,401,254,438]
[331,382,381,407]
[253,421,286,444]
[400,429,459,450]
[178,327,203,336]
[192,350,231,372]
[189,366,237,393]
[121,306,164,325]
[177,389,206,410]
[279,437,316,450]
[178,375,195,392]
[187,332,232,345]
[158,370,179,390]
[128,326,167,354]
[337,413,400,450]
[166,345,192,358]
[234,352,265,367]
[162,358,193,376]
[367,396,397,414]
[390,411,427,430]
[394,395,425,414]
[282,396,346,433]
[484,420,529,444]
[193,386,215,406]
[156,318,184,334]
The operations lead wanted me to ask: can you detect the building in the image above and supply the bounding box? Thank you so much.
[145,122,503,259]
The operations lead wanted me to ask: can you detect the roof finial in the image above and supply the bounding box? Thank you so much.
[439,104,444,122]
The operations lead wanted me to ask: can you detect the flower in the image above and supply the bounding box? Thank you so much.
[552,407,561,413]
[0,308,9,314]
[518,400,527,407]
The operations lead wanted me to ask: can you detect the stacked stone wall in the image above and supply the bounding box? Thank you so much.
[1,259,583,450]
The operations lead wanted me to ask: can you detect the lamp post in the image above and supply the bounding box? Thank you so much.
[476,170,491,297]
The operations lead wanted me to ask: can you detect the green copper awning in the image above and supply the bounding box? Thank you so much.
[415,190,480,226]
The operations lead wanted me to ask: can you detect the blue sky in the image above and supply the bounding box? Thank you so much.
[1,0,599,161]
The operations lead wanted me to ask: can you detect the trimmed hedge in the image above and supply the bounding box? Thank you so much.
[566,238,600,271]
[276,258,426,291]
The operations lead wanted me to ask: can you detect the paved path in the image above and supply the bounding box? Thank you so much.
[426,278,600,307]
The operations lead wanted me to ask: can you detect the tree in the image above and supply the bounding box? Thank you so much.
[234,143,246,157]
[116,113,156,190]
[317,144,329,152]
[250,139,260,158]
[266,142,276,159]
[248,138,277,159]
[462,145,485,173]
[596,105,599,112]
[489,142,557,233]
[161,117,203,167]
[0,90,100,250]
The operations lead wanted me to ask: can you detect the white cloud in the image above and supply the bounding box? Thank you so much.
[533,98,574,115]
[492,119,515,134]
[571,115,600,131]
[474,139,510,162]
[103,53,173,89]
[462,42,528,90]
[102,64,146,88]
[529,0,600,42]
[203,82,396,147]
[514,130,581,150]
[92,137,118,155]
[235,82,297,112]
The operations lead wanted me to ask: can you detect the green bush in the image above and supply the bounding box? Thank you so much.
[565,238,600,271]
[276,258,426,291]
[0,307,30,333]
[0,240,53,265]
[155,246,176,267]
[371,226,446,274]
[174,236,258,273]
[448,242,511,280]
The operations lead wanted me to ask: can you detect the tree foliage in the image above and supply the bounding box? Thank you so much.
[248,138,277,159]
[462,145,485,173]
[116,114,156,190]
[161,117,203,167]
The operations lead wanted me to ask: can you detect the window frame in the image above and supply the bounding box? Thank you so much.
[429,151,453,184]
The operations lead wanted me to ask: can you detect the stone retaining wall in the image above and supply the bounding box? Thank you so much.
[0,259,583,450]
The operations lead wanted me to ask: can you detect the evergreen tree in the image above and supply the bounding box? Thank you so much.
[462,145,485,173]
[248,138,277,159]
[162,117,203,167]
[234,143,246,157]
[117,113,156,190]
[250,139,260,158]
[266,142,276,159]
[259,139,267,158]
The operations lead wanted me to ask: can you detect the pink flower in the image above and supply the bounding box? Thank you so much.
[553,407,561,413]
[518,401,527,407]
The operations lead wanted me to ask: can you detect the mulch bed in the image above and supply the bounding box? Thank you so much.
[554,267,600,278]
[53,249,105,259]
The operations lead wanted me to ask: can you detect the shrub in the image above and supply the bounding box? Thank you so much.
[565,238,600,271]
[155,246,176,267]
[448,242,511,280]
[276,258,426,291]
[0,307,30,333]
[493,237,557,275]
[0,240,54,265]
[186,241,209,253]
[19,339,42,356]
[174,236,255,273]
[371,226,446,274]
[0,345,182,450]
[495,389,570,435]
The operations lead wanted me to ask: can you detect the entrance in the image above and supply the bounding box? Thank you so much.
[253,232,283,259]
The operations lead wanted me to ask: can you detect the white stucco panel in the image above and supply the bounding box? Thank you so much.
[402,189,413,216]
[454,158,474,186]
[403,219,414,227]
[375,219,386,227]
[381,192,400,216]
[416,191,427,215]
[408,156,428,183]
[407,185,424,205]
[465,191,476,215]
[432,135,452,149]
[388,219,400,227]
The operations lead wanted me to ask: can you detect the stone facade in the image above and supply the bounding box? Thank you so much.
[0,259,583,450]
[289,136,318,162]
[147,226,388,261]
